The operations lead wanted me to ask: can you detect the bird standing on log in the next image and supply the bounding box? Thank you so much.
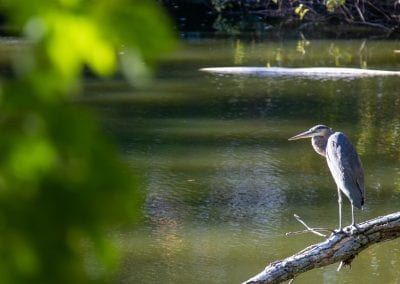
[289,125,365,231]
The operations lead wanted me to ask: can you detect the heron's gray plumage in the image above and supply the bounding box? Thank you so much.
[326,132,365,209]
[289,124,365,230]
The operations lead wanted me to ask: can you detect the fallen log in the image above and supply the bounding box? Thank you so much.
[200,67,400,79]
[243,211,400,284]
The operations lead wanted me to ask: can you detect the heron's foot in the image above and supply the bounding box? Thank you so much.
[337,224,359,236]
[331,228,344,236]
[347,224,360,235]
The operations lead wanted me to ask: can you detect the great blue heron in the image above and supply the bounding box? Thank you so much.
[288,125,365,231]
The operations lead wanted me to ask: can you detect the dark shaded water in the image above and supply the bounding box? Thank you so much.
[84,39,400,283]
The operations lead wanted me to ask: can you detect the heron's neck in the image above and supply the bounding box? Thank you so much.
[311,134,331,157]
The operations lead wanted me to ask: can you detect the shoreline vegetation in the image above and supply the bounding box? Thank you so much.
[1,1,399,38]
[162,0,400,38]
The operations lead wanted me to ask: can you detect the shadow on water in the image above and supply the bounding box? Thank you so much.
[82,39,400,283]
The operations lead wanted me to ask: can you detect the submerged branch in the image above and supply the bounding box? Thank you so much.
[243,211,400,284]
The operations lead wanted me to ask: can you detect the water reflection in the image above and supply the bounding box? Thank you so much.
[210,144,285,229]
[141,119,285,231]
[85,39,400,283]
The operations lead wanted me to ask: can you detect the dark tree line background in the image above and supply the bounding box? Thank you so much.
[162,0,400,37]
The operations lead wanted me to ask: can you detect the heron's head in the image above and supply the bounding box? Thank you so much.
[288,125,333,141]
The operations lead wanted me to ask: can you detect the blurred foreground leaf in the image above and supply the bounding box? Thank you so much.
[0,0,175,282]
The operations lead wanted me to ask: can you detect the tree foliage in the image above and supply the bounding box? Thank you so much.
[0,0,175,283]
[169,0,400,36]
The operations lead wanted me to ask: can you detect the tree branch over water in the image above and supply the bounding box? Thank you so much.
[243,211,400,284]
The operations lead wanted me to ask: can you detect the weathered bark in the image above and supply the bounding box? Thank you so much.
[243,211,400,284]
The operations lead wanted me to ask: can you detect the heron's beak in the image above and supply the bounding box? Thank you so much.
[288,129,316,141]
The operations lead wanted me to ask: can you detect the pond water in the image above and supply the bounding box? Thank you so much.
[84,38,400,283]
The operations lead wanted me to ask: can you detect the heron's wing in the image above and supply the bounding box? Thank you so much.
[326,132,365,209]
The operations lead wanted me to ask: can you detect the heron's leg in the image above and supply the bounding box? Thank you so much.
[349,203,360,235]
[337,187,342,230]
